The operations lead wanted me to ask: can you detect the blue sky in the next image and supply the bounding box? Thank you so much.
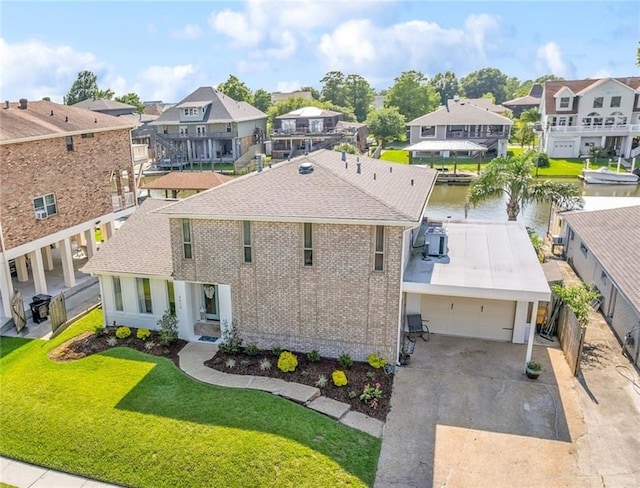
[1,1,638,104]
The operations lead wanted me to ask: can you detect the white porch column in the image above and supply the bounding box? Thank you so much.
[208,139,213,160]
[0,254,14,317]
[101,222,115,242]
[29,249,47,295]
[42,245,54,271]
[187,140,193,161]
[218,284,232,338]
[84,229,97,258]
[15,255,29,282]
[173,281,193,341]
[622,136,633,158]
[76,232,86,247]
[524,300,539,369]
[58,237,76,288]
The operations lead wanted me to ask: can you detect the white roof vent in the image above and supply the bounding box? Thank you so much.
[298,162,314,175]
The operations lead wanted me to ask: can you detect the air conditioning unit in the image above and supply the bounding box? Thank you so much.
[423,226,448,257]
[552,235,564,245]
[34,209,48,220]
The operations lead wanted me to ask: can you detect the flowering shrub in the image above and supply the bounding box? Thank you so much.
[360,383,383,409]
[115,326,132,339]
[136,328,151,340]
[332,370,348,387]
[367,353,387,369]
[277,351,298,372]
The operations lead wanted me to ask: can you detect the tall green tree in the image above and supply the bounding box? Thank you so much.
[217,75,252,103]
[430,71,460,105]
[345,74,374,122]
[365,107,406,148]
[115,92,145,114]
[467,151,582,221]
[252,88,272,113]
[385,70,440,122]
[320,71,348,107]
[504,76,521,101]
[460,68,509,104]
[63,70,113,105]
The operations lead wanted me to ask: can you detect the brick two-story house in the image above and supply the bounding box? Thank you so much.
[0,99,139,319]
[539,77,640,159]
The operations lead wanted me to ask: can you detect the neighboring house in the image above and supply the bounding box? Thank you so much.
[371,95,385,110]
[0,99,139,319]
[85,149,550,364]
[149,87,267,165]
[502,84,543,118]
[270,106,352,159]
[539,77,640,159]
[335,120,369,153]
[562,205,640,368]
[407,98,514,157]
[271,91,314,103]
[71,98,150,166]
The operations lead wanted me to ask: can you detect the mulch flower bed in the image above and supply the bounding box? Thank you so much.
[49,326,188,367]
[204,349,394,422]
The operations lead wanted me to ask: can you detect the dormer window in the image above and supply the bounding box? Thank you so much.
[559,97,570,109]
[183,107,199,117]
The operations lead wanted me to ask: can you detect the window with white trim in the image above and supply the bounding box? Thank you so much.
[559,97,570,109]
[65,136,74,151]
[243,221,252,263]
[182,219,192,259]
[303,223,313,266]
[593,97,603,108]
[610,96,621,108]
[33,193,57,218]
[167,281,176,314]
[136,278,153,314]
[113,276,124,312]
[420,126,435,137]
[374,225,384,271]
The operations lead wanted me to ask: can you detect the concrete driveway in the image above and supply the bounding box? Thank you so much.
[375,335,619,488]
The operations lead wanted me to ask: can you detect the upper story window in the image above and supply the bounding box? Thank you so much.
[559,97,570,109]
[81,132,94,138]
[179,125,188,135]
[136,277,153,314]
[281,120,296,132]
[226,122,232,133]
[113,276,124,312]
[243,221,252,263]
[303,223,313,267]
[593,97,604,108]
[182,219,192,259]
[65,136,74,151]
[196,125,207,135]
[420,126,435,137]
[309,119,324,133]
[183,107,199,117]
[33,193,57,219]
[374,225,384,272]
[610,96,621,108]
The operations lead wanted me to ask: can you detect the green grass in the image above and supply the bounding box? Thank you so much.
[0,311,380,487]
[381,147,615,177]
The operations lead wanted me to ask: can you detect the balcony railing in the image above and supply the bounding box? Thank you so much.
[161,131,237,139]
[548,124,640,133]
[112,192,136,212]
[444,131,508,139]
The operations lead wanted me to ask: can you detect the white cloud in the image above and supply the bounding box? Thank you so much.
[536,42,569,77]
[208,8,262,46]
[316,14,501,82]
[136,64,197,101]
[591,68,611,79]
[171,24,203,40]
[0,38,107,102]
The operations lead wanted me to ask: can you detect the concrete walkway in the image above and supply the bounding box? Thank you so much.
[178,341,385,438]
[0,456,121,488]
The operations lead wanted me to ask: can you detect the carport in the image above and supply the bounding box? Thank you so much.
[401,219,551,366]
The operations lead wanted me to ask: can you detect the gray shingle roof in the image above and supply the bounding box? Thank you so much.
[408,100,513,126]
[149,87,266,125]
[72,98,136,111]
[0,100,137,143]
[82,199,173,277]
[563,205,640,313]
[157,149,437,224]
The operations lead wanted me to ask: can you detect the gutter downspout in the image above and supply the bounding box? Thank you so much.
[396,227,410,365]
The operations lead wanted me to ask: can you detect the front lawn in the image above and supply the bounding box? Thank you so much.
[0,311,380,487]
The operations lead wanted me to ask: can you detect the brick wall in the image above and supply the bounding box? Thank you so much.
[0,129,134,249]
[171,218,403,361]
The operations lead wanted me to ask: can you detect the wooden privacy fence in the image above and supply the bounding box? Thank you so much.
[10,290,26,333]
[557,305,586,376]
[49,293,67,334]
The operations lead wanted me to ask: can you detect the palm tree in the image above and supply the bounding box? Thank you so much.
[467,151,583,221]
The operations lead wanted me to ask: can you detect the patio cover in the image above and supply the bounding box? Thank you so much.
[405,140,488,152]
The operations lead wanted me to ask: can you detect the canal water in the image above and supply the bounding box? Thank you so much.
[427,181,640,236]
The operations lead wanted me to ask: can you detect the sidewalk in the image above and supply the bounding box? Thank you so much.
[0,456,121,488]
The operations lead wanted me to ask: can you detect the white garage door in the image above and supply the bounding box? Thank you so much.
[552,141,575,158]
[420,295,515,341]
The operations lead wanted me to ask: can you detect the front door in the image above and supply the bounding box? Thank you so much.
[202,284,219,320]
